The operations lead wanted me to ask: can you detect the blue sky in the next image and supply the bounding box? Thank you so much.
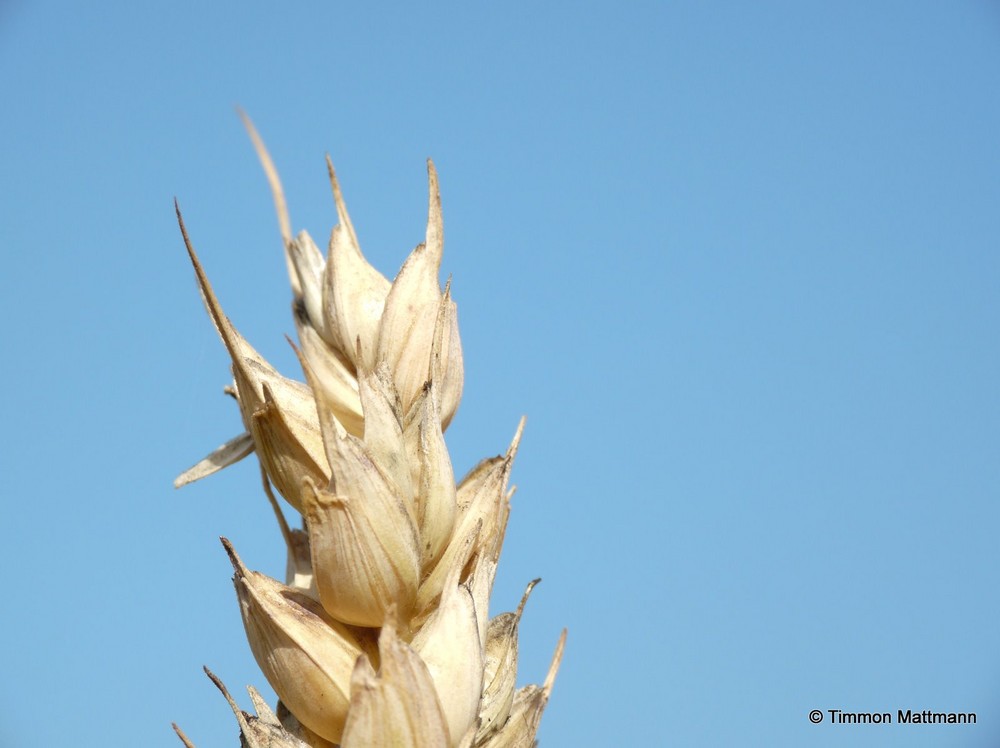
[2,2,999,747]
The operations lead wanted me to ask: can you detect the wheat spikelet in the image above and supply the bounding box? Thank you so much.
[173,117,565,747]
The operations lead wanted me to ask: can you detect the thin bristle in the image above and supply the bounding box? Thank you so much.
[238,109,292,246]
[174,202,241,365]
[326,154,359,250]
[171,723,196,748]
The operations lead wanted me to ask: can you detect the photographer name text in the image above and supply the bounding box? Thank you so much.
[809,709,976,725]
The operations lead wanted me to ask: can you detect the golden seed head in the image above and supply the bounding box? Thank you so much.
[172,118,563,748]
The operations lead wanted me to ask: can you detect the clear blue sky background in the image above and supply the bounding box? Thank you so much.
[2,3,999,747]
